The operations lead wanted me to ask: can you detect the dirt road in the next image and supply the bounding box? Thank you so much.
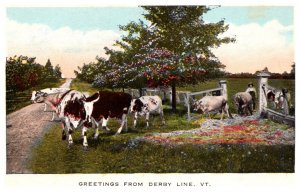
[6,79,72,174]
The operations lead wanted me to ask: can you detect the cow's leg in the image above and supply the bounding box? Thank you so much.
[133,112,138,128]
[124,116,128,132]
[159,108,166,125]
[115,114,126,135]
[65,117,73,146]
[248,105,253,115]
[82,126,88,150]
[93,118,102,139]
[102,118,110,131]
[61,122,67,140]
[145,112,150,128]
[51,111,56,121]
[220,109,224,120]
[225,104,233,119]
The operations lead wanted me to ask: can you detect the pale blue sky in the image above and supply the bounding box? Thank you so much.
[6,6,295,77]
[7,6,293,31]
[7,7,146,31]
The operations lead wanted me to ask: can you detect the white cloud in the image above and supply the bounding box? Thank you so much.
[6,19,121,78]
[6,18,295,77]
[214,20,294,73]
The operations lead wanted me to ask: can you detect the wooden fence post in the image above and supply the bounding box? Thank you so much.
[257,72,271,114]
[219,80,227,99]
[186,92,191,122]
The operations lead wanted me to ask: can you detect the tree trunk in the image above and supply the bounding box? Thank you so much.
[171,82,176,113]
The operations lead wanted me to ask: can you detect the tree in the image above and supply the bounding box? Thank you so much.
[118,6,235,112]
[44,59,54,79]
[92,47,146,91]
[290,62,295,79]
[54,64,62,79]
[6,55,45,91]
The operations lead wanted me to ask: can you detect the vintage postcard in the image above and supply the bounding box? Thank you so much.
[1,0,298,193]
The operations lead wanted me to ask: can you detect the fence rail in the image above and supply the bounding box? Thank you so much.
[264,108,295,126]
[188,88,223,96]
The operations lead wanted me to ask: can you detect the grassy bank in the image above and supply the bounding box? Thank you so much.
[29,122,294,173]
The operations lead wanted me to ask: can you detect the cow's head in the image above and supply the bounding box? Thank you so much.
[233,94,245,114]
[267,90,275,101]
[82,92,100,123]
[274,90,286,107]
[193,100,204,113]
[130,98,144,113]
[31,91,48,103]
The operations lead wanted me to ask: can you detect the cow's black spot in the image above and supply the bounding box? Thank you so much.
[133,99,144,112]
[85,91,132,120]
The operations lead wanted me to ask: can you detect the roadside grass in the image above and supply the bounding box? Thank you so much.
[28,112,294,173]
[28,78,295,173]
[6,79,65,114]
[70,79,99,95]
[29,117,295,174]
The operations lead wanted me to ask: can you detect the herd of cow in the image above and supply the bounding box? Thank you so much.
[30,86,288,149]
[31,88,165,149]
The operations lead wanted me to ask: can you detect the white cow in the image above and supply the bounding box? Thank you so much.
[31,88,69,120]
[193,95,232,120]
[130,96,165,128]
[233,92,253,116]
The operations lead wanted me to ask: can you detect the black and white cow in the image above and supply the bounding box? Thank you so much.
[83,91,132,137]
[193,95,232,120]
[31,87,70,120]
[130,96,165,128]
[31,89,89,147]
[56,90,89,148]
[233,92,253,116]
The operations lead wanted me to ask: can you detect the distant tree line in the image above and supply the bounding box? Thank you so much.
[224,64,295,79]
[6,55,62,92]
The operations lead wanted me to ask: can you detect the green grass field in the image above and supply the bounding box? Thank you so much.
[27,78,295,173]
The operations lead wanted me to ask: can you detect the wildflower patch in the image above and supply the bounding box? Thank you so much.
[140,118,294,146]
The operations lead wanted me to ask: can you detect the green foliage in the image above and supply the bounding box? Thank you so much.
[6,56,62,92]
[75,6,235,95]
